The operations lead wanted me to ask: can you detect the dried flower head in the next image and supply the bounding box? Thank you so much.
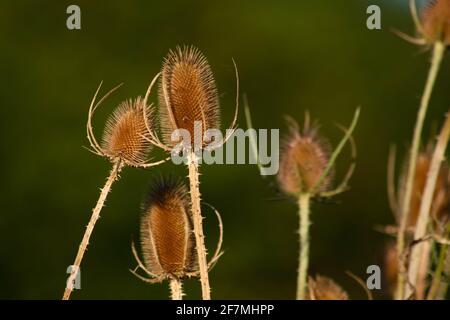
[398,145,450,228]
[159,46,220,148]
[421,0,450,45]
[140,178,197,280]
[277,115,332,196]
[101,97,154,166]
[308,275,349,300]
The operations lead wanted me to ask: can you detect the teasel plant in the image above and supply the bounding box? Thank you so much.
[130,178,223,300]
[274,109,360,300]
[140,46,238,299]
[387,112,450,299]
[63,83,167,300]
[393,0,450,299]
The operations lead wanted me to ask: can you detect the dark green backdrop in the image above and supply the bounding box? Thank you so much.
[1,0,449,299]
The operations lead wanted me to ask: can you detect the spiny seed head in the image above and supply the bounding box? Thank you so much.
[277,115,332,197]
[102,97,153,166]
[159,45,220,148]
[399,146,450,228]
[140,178,197,279]
[308,275,349,300]
[421,0,450,45]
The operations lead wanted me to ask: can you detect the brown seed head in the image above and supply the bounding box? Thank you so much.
[102,97,153,166]
[140,178,197,279]
[421,0,450,44]
[308,275,349,300]
[399,146,450,229]
[159,46,220,148]
[277,115,332,196]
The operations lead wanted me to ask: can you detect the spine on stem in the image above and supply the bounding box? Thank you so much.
[188,152,211,300]
[297,193,311,300]
[63,160,122,300]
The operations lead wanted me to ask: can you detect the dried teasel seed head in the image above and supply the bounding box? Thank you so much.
[277,115,332,196]
[398,145,450,229]
[159,45,220,148]
[140,178,197,279]
[102,97,154,166]
[307,275,349,300]
[421,0,450,45]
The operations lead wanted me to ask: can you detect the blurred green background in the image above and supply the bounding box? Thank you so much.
[1,0,449,299]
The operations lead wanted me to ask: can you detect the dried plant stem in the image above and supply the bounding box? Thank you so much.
[297,193,311,300]
[396,41,445,300]
[415,241,431,299]
[406,111,450,299]
[427,225,450,300]
[170,278,184,300]
[63,160,123,300]
[187,152,211,300]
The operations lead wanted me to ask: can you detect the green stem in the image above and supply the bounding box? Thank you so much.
[396,41,445,300]
[427,224,450,300]
[297,193,311,300]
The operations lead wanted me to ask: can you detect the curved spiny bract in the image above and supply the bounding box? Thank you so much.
[421,0,450,45]
[159,45,220,148]
[140,178,197,279]
[102,97,154,166]
[277,116,332,197]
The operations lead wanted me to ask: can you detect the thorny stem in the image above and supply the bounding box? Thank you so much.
[396,41,445,300]
[297,193,311,300]
[427,223,450,300]
[63,160,123,300]
[406,111,450,298]
[169,278,184,300]
[187,152,211,300]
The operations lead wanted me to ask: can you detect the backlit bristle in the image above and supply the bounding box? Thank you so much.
[277,116,332,196]
[159,45,220,147]
[102,97,153,166]
[308,275,349,300]
[399,147,450,228]
[140,178,197,279]
[421,0,450,44]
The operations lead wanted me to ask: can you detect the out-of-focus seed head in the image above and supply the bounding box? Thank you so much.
[159,46,220,148]
[102,97,153,166]
[399,146,450,229]
[421,0,450,45]
[277,116,332,197]
[383,241,398,298]
[140,178,197,279]
[308,275,349,300]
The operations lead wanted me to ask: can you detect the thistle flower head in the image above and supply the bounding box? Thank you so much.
[421,0,450,45]
[158,45,220,148]
[102,97,154,166]
[308,275,349,300]
[277,115,332,197]
[140,178,197,279]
